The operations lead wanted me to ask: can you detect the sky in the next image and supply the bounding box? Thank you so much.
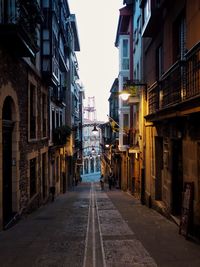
[68,0,124,122]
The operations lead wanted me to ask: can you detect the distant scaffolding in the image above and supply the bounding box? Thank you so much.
[84,96,96,121]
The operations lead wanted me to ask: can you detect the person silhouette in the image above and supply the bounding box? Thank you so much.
[108,172,113,190]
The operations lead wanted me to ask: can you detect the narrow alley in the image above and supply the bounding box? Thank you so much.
[0,182,200,267]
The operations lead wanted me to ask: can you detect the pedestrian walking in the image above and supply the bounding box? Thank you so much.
[108,171,113,190]
[49,186,55,202]
[100,174,104,190]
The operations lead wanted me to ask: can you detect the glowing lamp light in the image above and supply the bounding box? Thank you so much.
[120,90,131,101]
[92,125,98,135]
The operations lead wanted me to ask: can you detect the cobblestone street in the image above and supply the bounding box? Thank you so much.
[0,182,200,267]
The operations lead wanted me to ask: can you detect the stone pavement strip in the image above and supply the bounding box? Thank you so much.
[106,186,200,267]
[95,188,157,266]
[0,182,199,267]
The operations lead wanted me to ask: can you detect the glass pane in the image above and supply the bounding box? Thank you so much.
[123,39,128,57]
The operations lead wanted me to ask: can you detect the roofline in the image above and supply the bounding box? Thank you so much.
[115,5,133,47]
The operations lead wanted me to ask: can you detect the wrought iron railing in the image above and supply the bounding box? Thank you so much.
[148,82,159,114]
[0,0,42,48]
[52,125,71,146]
[161,60,183,108]
[184,42,200,100]
[148,41,200,115]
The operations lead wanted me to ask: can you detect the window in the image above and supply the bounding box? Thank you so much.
[42,93,47,137]
[173,11,186,62]
[123,113,129,145]
[42,30,50,55]
[30,158,37,198]
[52,57,59,81]
[52,109,55,132]
[156,44,163,80]
[0,0,17,23]
[42,153,47,199]
[8,0,17,23]
[29,83,37,139]
[123,76,129,85]
[123,113,129,128]
[60,112,62,126]
[56,112,59,128]
[123,39,128,57]
[122,39,129,70]
[42,58,50,71]
[59,35,65,57]
[42,0,49,8]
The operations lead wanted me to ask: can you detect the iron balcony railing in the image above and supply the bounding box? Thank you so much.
[184,42,200,99]
[0,0,43,54]
[148,41,200,115]
[161,60,183,108]
[148,82,159,114]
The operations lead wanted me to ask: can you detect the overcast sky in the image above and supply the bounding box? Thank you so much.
[68,0,124,121]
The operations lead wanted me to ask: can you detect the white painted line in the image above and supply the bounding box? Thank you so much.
[92,182,96,267]
[94,184,107,267]
[83,184,92,267]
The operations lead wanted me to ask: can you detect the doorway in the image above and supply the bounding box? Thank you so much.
[171,139,183,216]
[2,97,14,227]
[155,137,163,200]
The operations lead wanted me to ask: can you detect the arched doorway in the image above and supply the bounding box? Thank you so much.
[2,96,14,227]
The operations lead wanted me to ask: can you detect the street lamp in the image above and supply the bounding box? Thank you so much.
[92,124,99,135]
[120,80,147,101]
[120,90,131,101]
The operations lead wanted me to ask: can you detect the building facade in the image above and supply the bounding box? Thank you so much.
[142,0,200,234]
[41,1,81,194]
[115,2,133,191]
[115,0,145,196]
[108,78,121,187]
[0,0,83,230]
[0,0,48,229]
[112,0,200,236]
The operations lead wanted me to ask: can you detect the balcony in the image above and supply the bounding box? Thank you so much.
[59,48,69,72]
[148,82,159,114]
[50,87,65,106]
[147,41,200,121]
[52,125,71,146]
[0,0,43,57]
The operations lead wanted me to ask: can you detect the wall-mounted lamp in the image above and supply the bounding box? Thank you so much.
[120,80,147,101]
[120,83,137,101]
[119,90,131,101]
